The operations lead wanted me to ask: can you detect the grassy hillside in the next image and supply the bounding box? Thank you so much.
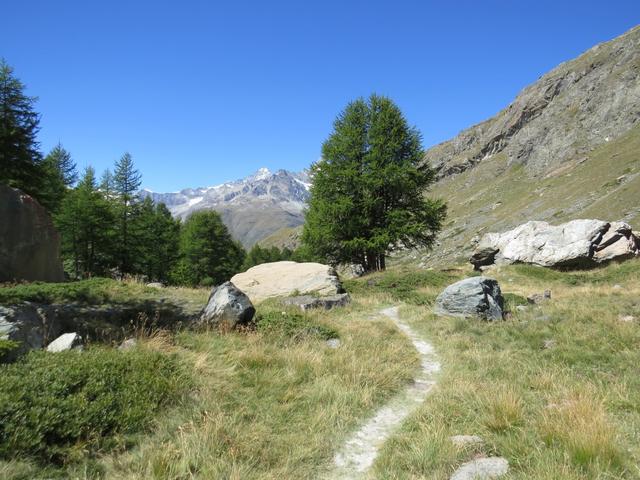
[419,123,640,267]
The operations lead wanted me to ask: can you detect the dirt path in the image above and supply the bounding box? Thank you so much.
[328,306,440,479]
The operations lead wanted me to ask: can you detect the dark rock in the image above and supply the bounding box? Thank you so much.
[0,185,64,282]
[282,293,351,312]
[434,277,504,320]
[200,281,255,329]
[470,247,499,271]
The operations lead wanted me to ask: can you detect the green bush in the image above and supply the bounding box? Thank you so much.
[503,292,528,312]
[255,310,338,341]
[0,347,189,464]
[0,339,20,362]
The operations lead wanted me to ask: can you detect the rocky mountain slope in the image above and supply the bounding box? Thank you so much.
[142,168,310,247]
[417,25,640,267]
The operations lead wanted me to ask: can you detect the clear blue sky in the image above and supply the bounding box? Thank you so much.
[3,1,639,191]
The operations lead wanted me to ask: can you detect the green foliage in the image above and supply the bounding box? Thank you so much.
[113,152,142,274]
[0,278,154,305]
[0,340,20,361]
[39,143,78,213]
[255,310,338,341]
[172,210,245,287]
[0,347,189,464]
[55,167,116,278]
[134,198,181,282]
[302,94,446,272]
[242,244,293,271]
[503,292,528,312]
[0,59,43,200]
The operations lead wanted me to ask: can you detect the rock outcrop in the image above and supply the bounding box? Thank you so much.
[470,220,640,269]
[450,457,509,480]
[200,281,255,329]
[0,185,64,282]
[281,293,351,312]
[435,277,504,320]
[231,261,344,303]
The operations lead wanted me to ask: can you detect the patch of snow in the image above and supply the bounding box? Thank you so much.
[188,196,204,206]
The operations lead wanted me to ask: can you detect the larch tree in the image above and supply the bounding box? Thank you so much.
[302,94,446,272]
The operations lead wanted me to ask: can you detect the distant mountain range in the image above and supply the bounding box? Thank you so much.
[141,168,311,248]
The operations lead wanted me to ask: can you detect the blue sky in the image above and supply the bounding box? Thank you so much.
[3,1,639,191]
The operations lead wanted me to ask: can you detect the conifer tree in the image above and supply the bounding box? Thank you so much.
[56,167,115,278]
[302,94,446,271]
[40,143,77,213]
[0,59,43,197]
[113,152,142,274]
[136,197,180,282]
[173,210,245,286]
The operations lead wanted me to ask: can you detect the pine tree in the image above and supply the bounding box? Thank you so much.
[136,197,180,282]
[174,210,245,286]
[0,59,43,197]
[40,143,77,213]
[113,152,142,274]
[56,167,115,278]
[302,94,446,272]
[99,169,115,197]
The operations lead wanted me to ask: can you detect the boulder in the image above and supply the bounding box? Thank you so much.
[450,435,484,448]
[435,277,504,320]
[118,338,137,351]
[281,293,351,311]
[230,261,343,303]
[46,332,83,352]
[0,304,61,360]
[470,220,640,269]
[0,185,65,282]
[200,281,255,329]
[450,457,509,480]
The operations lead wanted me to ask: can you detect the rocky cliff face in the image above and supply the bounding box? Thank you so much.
[425,26,640,179]
[0,185,65,282]
[142,168,310,248]
[416,26,640,267]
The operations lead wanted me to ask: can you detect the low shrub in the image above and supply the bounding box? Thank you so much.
[0,347,189,464]
[255,310,338,341]
[0,339,20,361]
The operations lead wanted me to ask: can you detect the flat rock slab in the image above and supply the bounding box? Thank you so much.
[47,332,83,352]
[450,457,509,480]
[282,293,351,311]
[231,261,343,303]
[435,277,504,320]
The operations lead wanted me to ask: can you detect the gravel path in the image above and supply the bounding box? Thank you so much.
[328,306,440,479]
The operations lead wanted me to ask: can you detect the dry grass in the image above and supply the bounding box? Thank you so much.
[371,259,640,479]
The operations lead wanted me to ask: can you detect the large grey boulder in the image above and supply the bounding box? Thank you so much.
[200,282,255,329]
[46,332,83,352]
[230,261,343,303]
[435,277,504,320]
[470,220,640,269]
[0,304,61,360]
[450,457,509,480]
[281,293,351,312]
[0,185,65,282]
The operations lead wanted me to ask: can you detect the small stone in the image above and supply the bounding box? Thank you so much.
[613,284,623,290]
[450,435,483,448]
[118,338,137,351]
[46,332,83,352]
[516,305,528,312]
[450,457,509,480]
[146,282,165,288]
[618,314,635,323]
[527,291,551,305]
[543,339,556,349]
[326,338,341,349]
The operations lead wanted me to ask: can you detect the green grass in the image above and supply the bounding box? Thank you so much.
[369,259,640,479]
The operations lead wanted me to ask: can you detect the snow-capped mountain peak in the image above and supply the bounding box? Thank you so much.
[140,168,311,247]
